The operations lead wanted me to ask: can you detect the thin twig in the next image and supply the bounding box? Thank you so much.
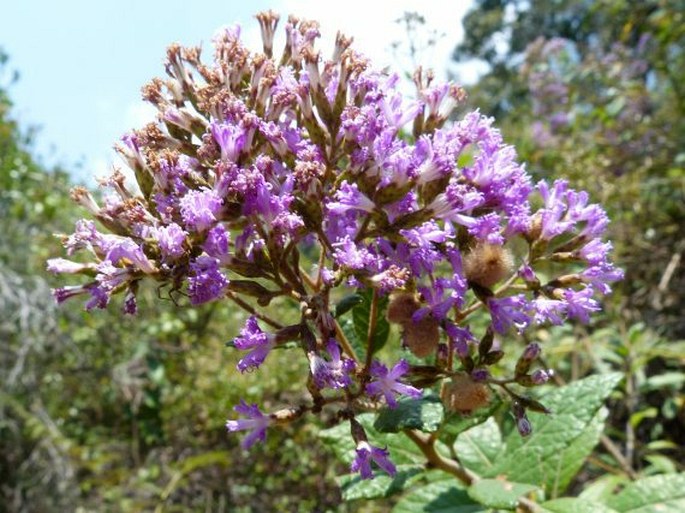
[333,318,359,363]
[403,429,476,485]
[225,290,283,329]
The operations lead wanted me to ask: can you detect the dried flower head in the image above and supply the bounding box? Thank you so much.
[440,373,492,414]
[463,243,514,289]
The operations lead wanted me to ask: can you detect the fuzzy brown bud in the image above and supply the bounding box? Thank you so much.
[463,243,514,289]
[386,292,420,324]
[440,373,491,414]
[402,316,440,358]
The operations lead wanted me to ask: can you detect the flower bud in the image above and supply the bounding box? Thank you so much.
[471,368,490,382]
[440,373,491,414]
[516,343,541,376]
[463,243,514,289]
[478,326,494,357]
[521,342,541,361]
[386,292,420,324]
[349,417,367,444]
[402,316,440,358]
[436,343,449,367]
[531,369,552,385]
[480,350,504,365]
[271,406,304,424]
[517,415,533,437]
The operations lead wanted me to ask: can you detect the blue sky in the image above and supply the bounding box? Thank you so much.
[2,0,475,183]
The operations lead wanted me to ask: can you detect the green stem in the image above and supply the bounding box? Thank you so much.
[364,288,379,371]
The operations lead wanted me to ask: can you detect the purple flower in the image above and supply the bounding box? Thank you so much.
[52,283,108,309]
[117,133,146,172]
[327,181,376,214]
[531,297,567,325]
[580,263,624,295]
[412,133,453,185]
[203,224,232,263]
[414,279,459,321]
[156,223,186,260]
[366,359,422,408]
[562,286,601,323]
[467,213,504,245]
[84,286,110,311]
[179,188,223,232]
[370,265,410,293]
[95,261,133,292]
[187,256,229,305]
[308,339,356,390]
[226,400,271,449]
[211,121,247,162]
[105,238,157,274]
[123,288,137,315]
[576,239,612,265]
[420,82,461,121]
[400,221,451,247]
[566,190,609,239]
[233,316,275,372]
[332,236,378,270]
[350,441,397,480]
[536,180,574,240]
[444,322,475,357]
[488,294,532,334]
[242,175,304,241]
[63,219,101,255]
[427,182,484,224]
[46,258,95,274]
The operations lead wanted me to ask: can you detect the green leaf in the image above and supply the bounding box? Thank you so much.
[453,417,503,476]
[335,293,364,318]
[352,288,390,355]
[643,455,678,475]
[374,394,444,434]
[440,397,504,444]
[393,479,487,513]
[639,372,685,393]
[483,373,622,495]
[605,473,685,513]
[467,478,541,510]
[540,497,619,513]
[337,467,425,500]
[579,474,629,503]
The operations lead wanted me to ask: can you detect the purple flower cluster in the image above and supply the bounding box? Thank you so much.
[50,12,621,480]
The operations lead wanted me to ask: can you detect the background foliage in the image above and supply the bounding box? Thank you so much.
[1,0,683,510]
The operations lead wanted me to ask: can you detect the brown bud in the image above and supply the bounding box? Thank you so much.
[271,406,304,424]
[463,243,514,288]
[386,292,420,324]
[440,373,491,414]
[526,213,543,242]
[402,316,440,358]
